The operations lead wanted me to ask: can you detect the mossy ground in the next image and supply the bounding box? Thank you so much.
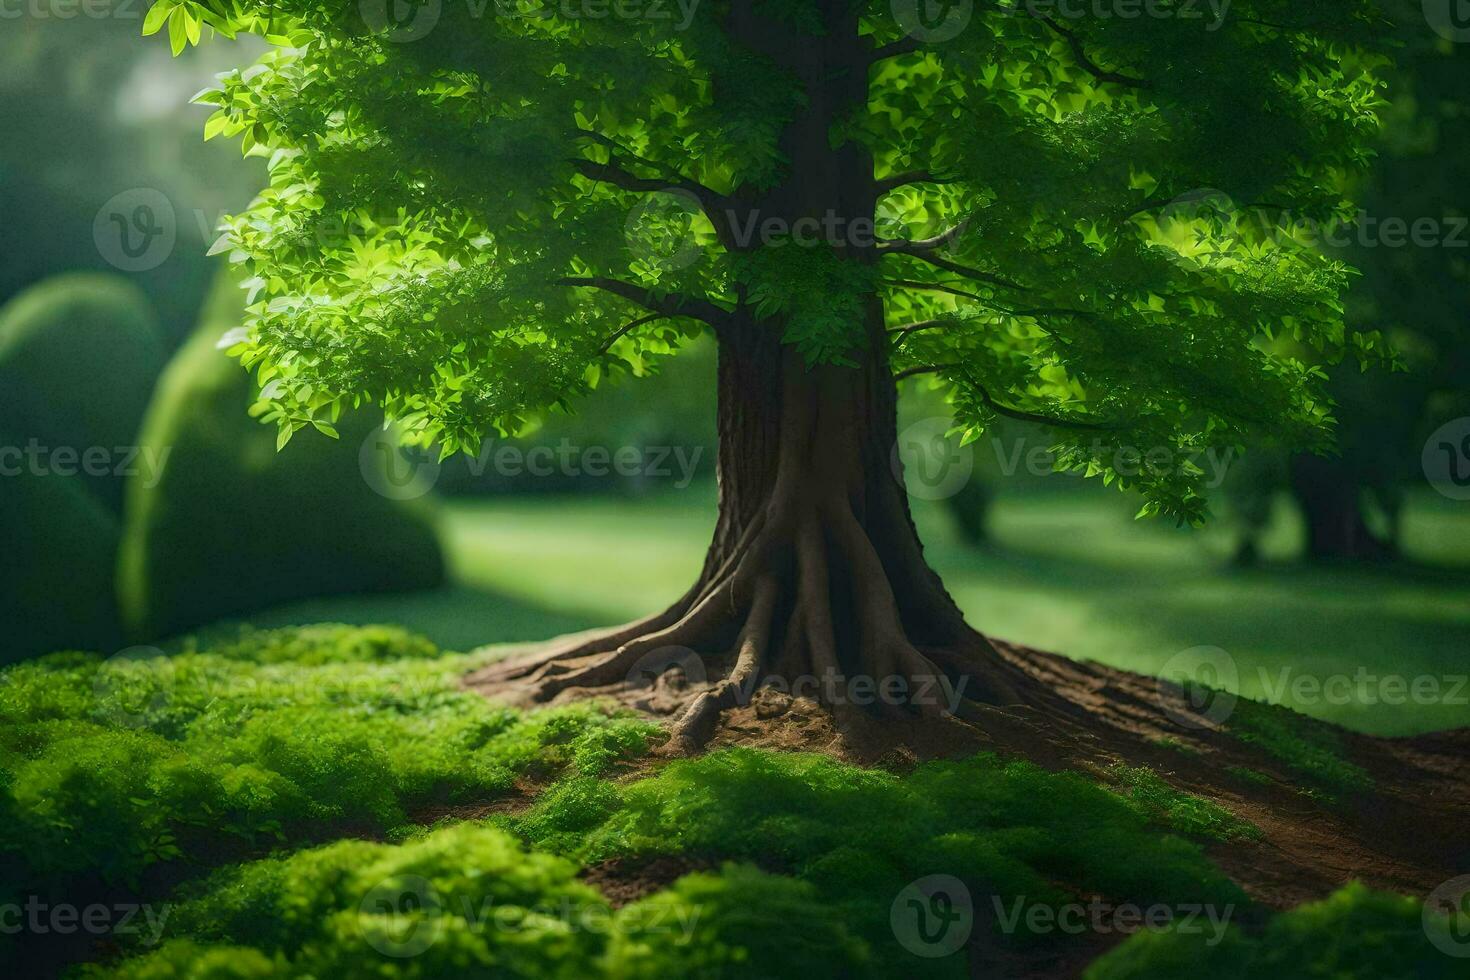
[0,626,1458,978]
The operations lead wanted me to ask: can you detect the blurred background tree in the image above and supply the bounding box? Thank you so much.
[1226,10,1470,562]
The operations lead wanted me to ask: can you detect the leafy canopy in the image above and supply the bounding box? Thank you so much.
[149,0,1391,523]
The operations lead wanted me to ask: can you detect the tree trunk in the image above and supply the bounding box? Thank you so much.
[471,310,1042,751]
[1289,455,1394,562]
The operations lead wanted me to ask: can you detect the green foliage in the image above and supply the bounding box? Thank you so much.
[143,1,1395,525]
[1086,882,1460,980]
[1108,765,1262,842]
[511,747,1246,975]
[0,626,657,902]
[116,270,444,640]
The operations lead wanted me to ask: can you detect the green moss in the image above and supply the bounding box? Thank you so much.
[1226,766,1272,786]
[1223,697,1374,797]
[0,627,657,900]
[1152,736,1202,757]
[1086,882,1460,979]
[95,824,609,978]
[1109,765,1262,842]
[511,748,1246,975]
[608,864,873,978]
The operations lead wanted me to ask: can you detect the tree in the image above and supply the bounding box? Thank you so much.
[1224,4,1469,563]
[147,0,1390,749]
[1288,4,1469,561]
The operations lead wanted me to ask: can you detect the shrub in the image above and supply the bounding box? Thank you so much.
[0,273,165,659]
[116,271,444,641]
[0,273,167,512]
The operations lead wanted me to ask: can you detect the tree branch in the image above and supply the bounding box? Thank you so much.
[571,134,739,249]
[1032,13,1149,89]
[870,36,922,63]
[597,312,666,355]
[894,363,953,381]
[889,319,951,342]
[556,277,730,330]
[895,365,1118,431]
[973,382,1117,431]
[884,248,1030,292]
[878,220,968,253]
[884,278,990,303]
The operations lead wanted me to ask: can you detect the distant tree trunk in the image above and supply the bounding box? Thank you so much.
[1288,454,1394,561]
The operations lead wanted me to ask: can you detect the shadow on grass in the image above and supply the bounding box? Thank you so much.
[181,585,605,654]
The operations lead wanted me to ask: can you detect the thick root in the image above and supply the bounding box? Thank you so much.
[466,495,1050,754]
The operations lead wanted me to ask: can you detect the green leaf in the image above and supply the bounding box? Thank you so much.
[142,1,173,36]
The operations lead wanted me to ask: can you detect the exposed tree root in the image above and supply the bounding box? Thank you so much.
[468,483,1077,762]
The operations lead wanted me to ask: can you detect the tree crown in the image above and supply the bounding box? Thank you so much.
[152,0,1393,522]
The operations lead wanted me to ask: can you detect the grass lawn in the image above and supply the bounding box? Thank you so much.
[233,484,1470,737]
